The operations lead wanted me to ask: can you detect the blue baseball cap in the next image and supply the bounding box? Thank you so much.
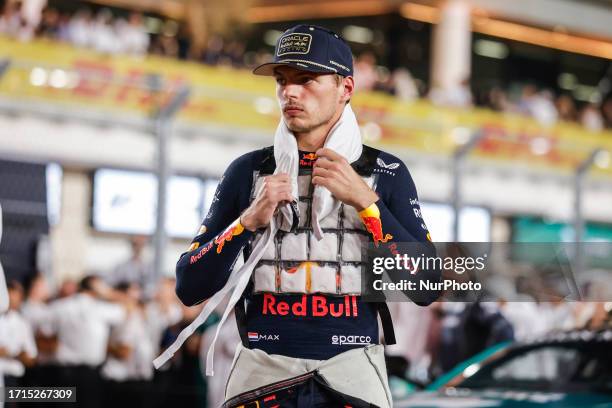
[253,24,353,77]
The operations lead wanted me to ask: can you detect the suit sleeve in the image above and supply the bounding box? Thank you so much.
[175,153,255,306]
[373,160,441,305]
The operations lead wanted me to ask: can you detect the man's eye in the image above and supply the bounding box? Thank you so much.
[299,77,313,84]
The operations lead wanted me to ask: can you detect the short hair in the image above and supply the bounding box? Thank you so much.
[79,275,99,292]
[24,273,43,296]
[7,280,24,293]
[114,281,132,292]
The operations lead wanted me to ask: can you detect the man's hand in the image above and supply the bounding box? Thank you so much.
[312,148,378,211]
[240,173,294,232]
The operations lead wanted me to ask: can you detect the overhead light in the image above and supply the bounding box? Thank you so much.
[471,17,612,60]
[573,85,598,102]
[474,39,509,59]
[399,3,612,60]
[342,25,374,44]
[144,17,162,34]
[49,69,68,88]
[589,92,602,104]
[65,71,80,89]
[530,137,551,156]
[558,73,577,90]
[30,67,47,87]
[162,20,179,37]
[264,30,282,47]
[253,97,276,115]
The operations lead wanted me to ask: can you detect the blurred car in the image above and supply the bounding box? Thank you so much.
[395,329,612,407]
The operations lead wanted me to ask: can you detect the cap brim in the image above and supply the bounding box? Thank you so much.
[252,61,336,76]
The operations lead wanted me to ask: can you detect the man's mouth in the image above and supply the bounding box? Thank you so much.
[283,106,304,115]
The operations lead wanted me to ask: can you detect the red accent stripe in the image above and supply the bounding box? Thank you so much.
[263,395,276,402]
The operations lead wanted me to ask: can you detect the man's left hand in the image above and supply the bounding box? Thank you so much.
[312,148,378,211]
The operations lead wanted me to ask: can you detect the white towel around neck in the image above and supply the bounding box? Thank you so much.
[153,104,363,375]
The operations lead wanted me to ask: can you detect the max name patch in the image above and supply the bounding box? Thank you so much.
[277,33,312,56]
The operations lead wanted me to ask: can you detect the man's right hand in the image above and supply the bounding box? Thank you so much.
[240,173,294,232]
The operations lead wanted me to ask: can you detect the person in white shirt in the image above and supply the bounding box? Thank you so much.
[145,277,182,356]
[19,0,46,40]
[107,235,155,299]
[20,274,57,386]
[90,8,118,55]
[47,275,125,408]
[67,8,93,48]
[102,282,154,407]
[0,2,23,38]
[115,12,149,56]
[0,281,37,387]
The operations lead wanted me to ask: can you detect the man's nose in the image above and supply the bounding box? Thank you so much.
[282,83,301,100]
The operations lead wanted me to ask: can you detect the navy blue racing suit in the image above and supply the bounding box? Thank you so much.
[176,146,438,362]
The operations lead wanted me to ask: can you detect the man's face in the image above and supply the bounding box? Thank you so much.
[8,287,23,310]
[274,66,346,134]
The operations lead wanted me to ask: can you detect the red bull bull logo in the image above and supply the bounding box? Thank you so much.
[300,152,317,167]
[359,203,393,247]
[214,219,245,254]
[361,216,393,246]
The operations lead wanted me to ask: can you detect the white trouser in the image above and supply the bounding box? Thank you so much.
[225,344,392,408]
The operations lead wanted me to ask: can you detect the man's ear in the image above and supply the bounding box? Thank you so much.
[341,75,354,104]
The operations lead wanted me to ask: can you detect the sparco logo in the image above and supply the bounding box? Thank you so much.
[331,335,372,346]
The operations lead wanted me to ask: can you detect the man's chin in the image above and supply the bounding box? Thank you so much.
[285,119,310,133]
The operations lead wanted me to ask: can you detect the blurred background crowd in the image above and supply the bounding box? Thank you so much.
[2,236,611,407]
[1,0,612,406]
[1,0,611,131]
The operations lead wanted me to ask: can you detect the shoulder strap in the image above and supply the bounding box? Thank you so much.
[376,302,396,345]
[234,297,250,347]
